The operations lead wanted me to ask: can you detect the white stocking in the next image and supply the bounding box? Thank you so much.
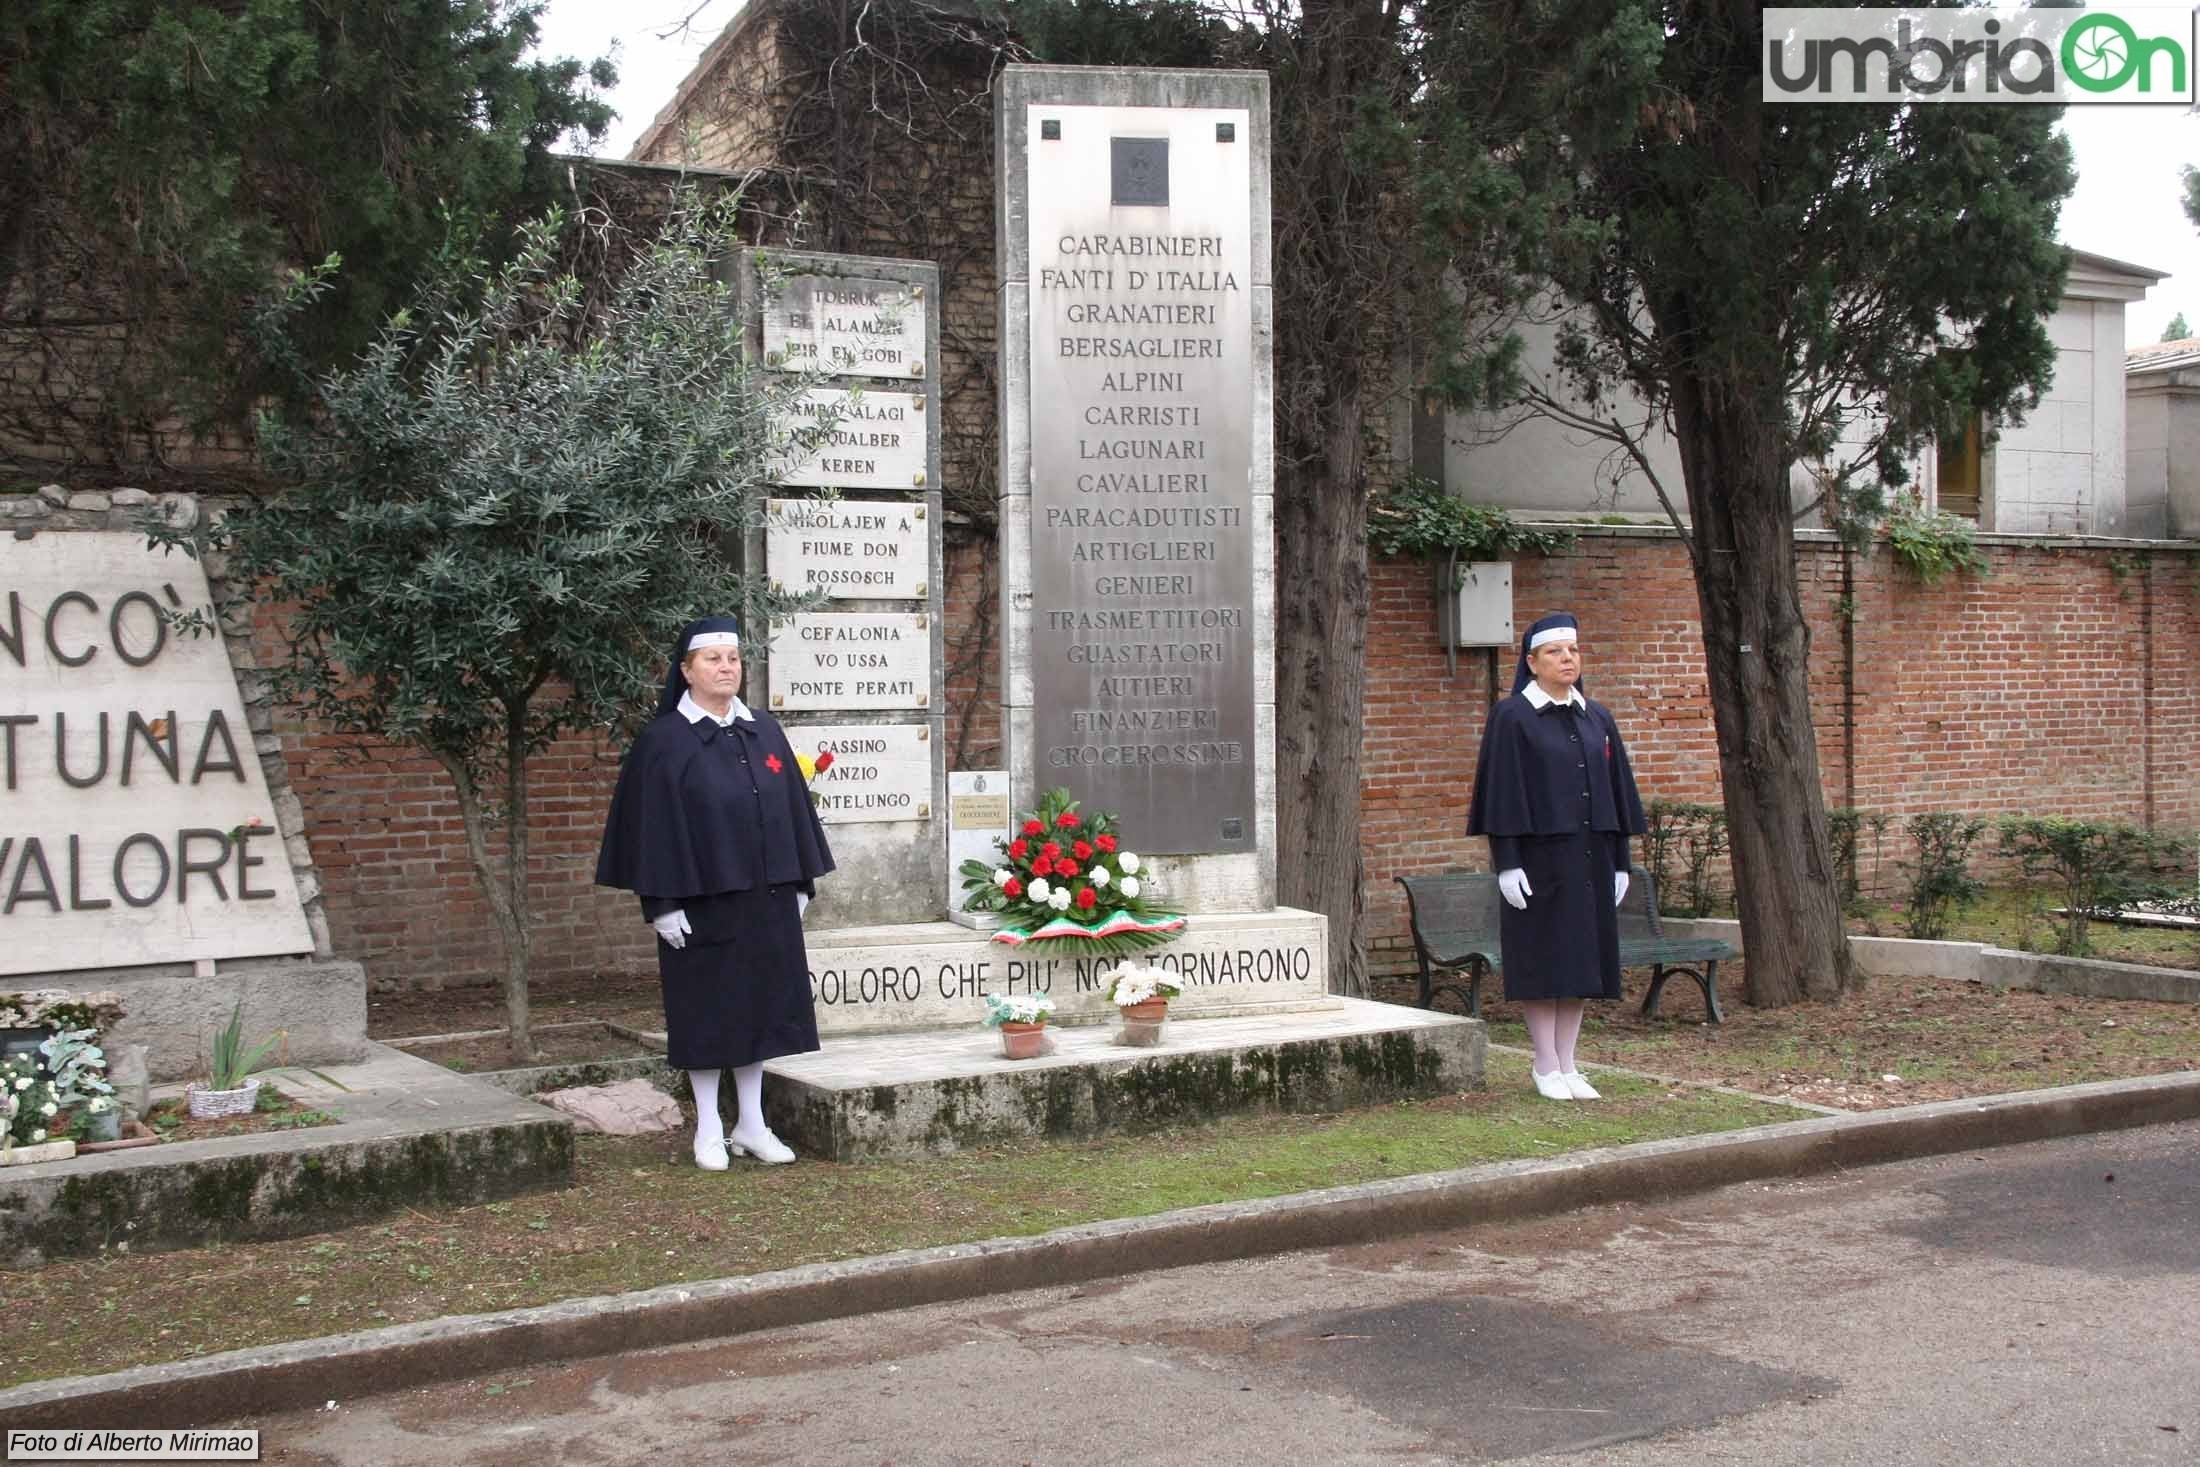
[731,1061,766,1138]
[688,1068,723,1147]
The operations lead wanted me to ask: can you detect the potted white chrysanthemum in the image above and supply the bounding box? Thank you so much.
[1103,962,1182,1047]
[981,992,1057,1060]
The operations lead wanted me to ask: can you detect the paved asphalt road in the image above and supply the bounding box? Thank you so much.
[252,1119,2200,1466]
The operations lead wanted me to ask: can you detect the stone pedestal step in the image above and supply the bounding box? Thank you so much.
[762,997,1484,1161]
[0,1044,574,1267]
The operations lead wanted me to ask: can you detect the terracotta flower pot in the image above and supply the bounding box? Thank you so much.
[998,1021,1048,1060]
[1119,999,1169,1024]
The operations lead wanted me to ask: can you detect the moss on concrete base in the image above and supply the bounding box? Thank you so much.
[766,1020,1483,1161]
[4,1121,574,1266]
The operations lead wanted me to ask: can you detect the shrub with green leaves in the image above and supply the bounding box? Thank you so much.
[1996,816,2175,956]
[1899,813,1987,940]
[1366,473,1574,571]
[1642,800,1729,918]
[142,193,825,1062]
[1885,494,1989,583]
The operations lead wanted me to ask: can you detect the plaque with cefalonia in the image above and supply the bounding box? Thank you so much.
[765,498,928,601]
[766,613,931,713]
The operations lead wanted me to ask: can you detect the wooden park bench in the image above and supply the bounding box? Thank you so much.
[1392,866,1739,1023]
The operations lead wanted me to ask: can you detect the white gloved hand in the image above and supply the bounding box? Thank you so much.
[1614,870,1630,907]
[651,909,691,949]
[1497,868,1533,910]
[797,892,810,919]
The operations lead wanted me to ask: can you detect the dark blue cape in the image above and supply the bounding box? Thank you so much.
[1466,693,1646,855]
[1467,690,1647,1001]
[594,708,835,907]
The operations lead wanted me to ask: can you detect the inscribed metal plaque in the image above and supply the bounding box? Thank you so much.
[765,498,928,601]
[766,613,930,713]
[772,388,928,491]
[787,722,932,825]
[1024,104,1256,854]
[0,535,314,975]
[763,275,925,380]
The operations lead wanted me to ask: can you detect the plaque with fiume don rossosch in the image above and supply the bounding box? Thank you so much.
[765,498,928,601]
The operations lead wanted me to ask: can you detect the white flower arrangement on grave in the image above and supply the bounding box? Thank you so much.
[1102,963,1184,1010]
[1,1056,63,1150]
[981,992,1057,1028]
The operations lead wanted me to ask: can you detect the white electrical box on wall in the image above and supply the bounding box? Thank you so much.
[1444,560,1514,647]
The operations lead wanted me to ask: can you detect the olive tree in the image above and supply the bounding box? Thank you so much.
[152,194,822,1060]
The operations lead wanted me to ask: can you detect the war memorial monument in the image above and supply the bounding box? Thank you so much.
[743,64,1482,1159]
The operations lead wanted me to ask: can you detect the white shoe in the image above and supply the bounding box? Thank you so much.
[1532,1068,1574,1101]
[693,1135,730,1171]
[1561,1071,1603,1101]
[727,1128,797,1165]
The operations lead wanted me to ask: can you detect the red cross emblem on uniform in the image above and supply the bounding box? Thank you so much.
[765,754,783,774]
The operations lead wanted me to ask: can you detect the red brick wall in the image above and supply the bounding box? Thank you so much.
[1360,531,2200,974]
[273,527,2195,992]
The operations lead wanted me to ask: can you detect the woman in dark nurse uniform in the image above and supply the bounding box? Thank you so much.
[596,616,834,1168]
[1466,613,1646,1102]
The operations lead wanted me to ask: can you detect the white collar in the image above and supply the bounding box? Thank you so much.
[677,690,753,727]
[1521,681,1585,711]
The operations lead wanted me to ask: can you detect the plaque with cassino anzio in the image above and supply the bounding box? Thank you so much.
[766,612,931,713]
[786,722,932,824]
[772,387,928,492]
[766,498,928,601]
[763,274,926,381]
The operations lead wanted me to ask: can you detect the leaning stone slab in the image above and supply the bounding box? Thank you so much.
[540,1078,683,1135]
[762,997,1482,1161]
[0,1043,572,1267]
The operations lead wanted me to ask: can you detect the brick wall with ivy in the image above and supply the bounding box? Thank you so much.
[1360,529,2200,975]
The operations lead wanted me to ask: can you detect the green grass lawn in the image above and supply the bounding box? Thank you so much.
[1468,970,2200,1112]
[0,1076,1795,1389]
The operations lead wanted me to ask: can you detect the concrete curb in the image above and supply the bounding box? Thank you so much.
[5,1069,2198,1430]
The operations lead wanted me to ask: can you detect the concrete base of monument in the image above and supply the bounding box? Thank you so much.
[37,955,370,1084]
[0,1042,573,1268]
[805,905,1332,1035]
[761,997,1484,1161]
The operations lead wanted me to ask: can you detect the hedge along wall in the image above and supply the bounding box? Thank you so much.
[1361,528,2200,976]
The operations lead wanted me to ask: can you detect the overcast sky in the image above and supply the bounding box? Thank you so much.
[530,1,2200,343]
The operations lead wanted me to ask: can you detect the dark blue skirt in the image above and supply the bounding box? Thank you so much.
[1497,832,1622,1001]
[656,884,821,1069]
